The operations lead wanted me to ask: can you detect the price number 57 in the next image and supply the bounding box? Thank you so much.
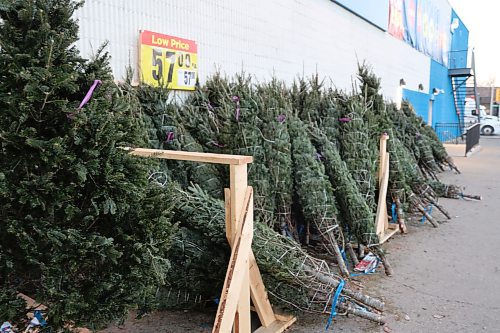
[151,48,192,83]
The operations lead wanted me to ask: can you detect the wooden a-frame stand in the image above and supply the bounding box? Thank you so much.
[374,133,399,244]
[124,148,296,333]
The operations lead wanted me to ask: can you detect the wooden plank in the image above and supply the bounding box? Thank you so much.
[387,223,399,230]
[378,228,399,245]
[383,155,390,231]
[249,253,276,327]
[375,154,390,237]
[378,133,389,184]
[236,254,251,333]
[224,188,232,246]
[230,164,248,239]
[122,147,253,165]
[236,191,253,333]
[225,186,276,328]
[253,316,297,333]
[213,188,254,333]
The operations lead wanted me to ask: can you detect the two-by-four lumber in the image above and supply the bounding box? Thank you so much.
[230,164,251,333]
[249,252,277,327]
[224,189,277,328]
[122,147,253,165]
[375,153,390,237]
[378,133,389,184]
[213,187,254,333]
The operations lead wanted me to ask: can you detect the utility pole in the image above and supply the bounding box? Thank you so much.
[490,86,494,114]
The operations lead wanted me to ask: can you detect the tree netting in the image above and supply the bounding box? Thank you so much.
[132,66,466,322]
[162,185,384,320]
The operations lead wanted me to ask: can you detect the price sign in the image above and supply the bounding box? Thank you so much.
[139,30,198,90]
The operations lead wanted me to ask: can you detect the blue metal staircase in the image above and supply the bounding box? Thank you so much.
[449,49,479,129]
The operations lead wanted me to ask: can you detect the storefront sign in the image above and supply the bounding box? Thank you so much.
[388,0,451,66]
[139,30,198,90]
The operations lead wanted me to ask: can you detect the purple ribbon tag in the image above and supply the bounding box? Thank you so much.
[277,114,286,123]
[232,96,241,121]
[207,102,214,111]
[338,117,351,123]
[166,131,175,143]
[78,79,102,109]
[315,152,324,160]
[211,141,225,148]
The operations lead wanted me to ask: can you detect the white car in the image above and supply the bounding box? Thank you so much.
[479,116,500,135]
[463,99,500,135]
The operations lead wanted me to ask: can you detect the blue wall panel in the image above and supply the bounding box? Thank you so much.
[449,10,469,68]
[429,59,459,127]
[403,88,430,122]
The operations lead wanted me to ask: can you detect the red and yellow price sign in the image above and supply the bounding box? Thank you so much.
[139,30,198,90]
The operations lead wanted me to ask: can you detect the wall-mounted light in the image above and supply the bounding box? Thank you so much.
[399,78,406,86]
[418,83,424,91]
[433,88,445,95]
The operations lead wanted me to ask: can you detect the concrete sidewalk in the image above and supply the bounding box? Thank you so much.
[372,136,500,333]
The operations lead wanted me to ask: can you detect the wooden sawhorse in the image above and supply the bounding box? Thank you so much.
[125,148,296,333]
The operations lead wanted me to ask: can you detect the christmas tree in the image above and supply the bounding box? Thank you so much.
[0,0,175,329]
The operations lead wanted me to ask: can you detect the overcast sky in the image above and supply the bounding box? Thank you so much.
[448,0,499,86]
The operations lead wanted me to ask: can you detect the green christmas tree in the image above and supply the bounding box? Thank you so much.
[0,0,176,328]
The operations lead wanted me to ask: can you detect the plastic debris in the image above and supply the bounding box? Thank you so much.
[354,252,378,273]
[1,322,13,333]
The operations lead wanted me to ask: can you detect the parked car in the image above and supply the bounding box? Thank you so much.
[464,98,500,135]
[478,115,500,135]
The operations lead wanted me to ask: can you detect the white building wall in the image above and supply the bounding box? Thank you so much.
[74,0,430,101]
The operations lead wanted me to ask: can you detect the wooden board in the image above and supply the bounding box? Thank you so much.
[378,228,399,245]
[122,147,253,165]
[375,153,390,237]
[249,253,277,327]
[224,188,233,246]
[213,187,254,333]
[225,189,277,328]
[253,315,297,333]
[375,133,400,244]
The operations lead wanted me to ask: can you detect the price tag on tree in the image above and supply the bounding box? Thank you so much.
[139,30,198,90]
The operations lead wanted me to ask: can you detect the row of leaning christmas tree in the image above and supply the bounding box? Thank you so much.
[0,0,468,331]
[136,69,465,320]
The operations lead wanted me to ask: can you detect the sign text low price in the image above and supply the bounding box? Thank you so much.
[139,30,198,90]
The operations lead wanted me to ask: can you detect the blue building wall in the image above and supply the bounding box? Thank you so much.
[404,9,469,140]
[429,59,459,127]
[403,89,429,122]
[449,10,469,68]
